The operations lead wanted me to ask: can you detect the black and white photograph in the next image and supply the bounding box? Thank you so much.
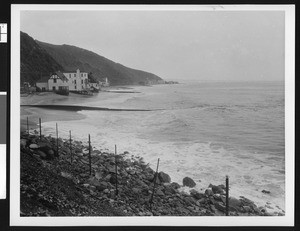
[10,4,295,226]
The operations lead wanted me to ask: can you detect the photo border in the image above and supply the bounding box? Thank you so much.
[10,4,295,227]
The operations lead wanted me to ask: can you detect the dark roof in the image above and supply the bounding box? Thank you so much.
[63,71,78,73]
[52,71,68,82]
[36,76,50,83]
[63,70,88,74]
[89,79,98,83]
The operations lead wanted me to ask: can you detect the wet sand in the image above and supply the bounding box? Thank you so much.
[20,89,142,131]
[20,92,90,131]
[20,106,86,131]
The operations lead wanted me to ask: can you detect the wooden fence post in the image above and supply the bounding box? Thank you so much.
[27,117,29,134]
[226,175,229,216]
[149,158,160,209]
[88,134,91,175]
[39,118,42,139]
[69,130,72,163]
[115,144,118,196]
[56,123,59,157]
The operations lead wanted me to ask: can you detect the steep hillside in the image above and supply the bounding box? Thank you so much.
[20,32,64,85]
[36,41,163,86]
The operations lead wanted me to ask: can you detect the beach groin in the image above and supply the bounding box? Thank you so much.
[20,131,284,217]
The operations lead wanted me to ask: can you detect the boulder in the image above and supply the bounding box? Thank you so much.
[132,188,141,194]
[184,196,196,206]
[47,149,55,159]
[29,144,39,149]
[39,146,55,159]
[198,198,206,204]
[104,174,112,181]
[158,172,171,183]
[214,202,226,212]
[95,171,103,180]
[109,175,117,184]
[152,175,161,184]
[61,172,73,180]
[20,139,28,148]
[37,150,47,159]
[218,184,226,190]
[205,188,214,196]
[220,195,226,204]
[190,189,205,199]
[170,182,181,189]
[183,177,196,188]
[107,165,118,174]
[213,194,222,201]
[96,182,108,191]
[229,197,242,211]
[156,189,165,197]
[164,185,176,195]
[211,185,225,194]
[88,177,101,187]
[243,206,251,213]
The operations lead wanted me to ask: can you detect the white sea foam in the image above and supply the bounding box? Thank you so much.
[42,81,285,214]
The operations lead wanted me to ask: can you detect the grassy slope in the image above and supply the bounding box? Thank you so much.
[36,40,163,86]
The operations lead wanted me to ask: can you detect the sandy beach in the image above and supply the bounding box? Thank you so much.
[20,88,136,131]
[20,92,101,131]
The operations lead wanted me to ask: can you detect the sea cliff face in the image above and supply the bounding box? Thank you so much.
[20,131,283,217]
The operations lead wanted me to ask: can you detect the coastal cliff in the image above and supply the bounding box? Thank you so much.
[21,31,163,86]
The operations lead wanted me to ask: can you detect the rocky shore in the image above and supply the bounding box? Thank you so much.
[20,131,284,217]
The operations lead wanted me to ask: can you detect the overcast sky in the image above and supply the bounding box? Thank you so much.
[21,10,284,81]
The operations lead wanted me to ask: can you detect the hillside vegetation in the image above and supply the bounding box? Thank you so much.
[21,32,64,85]
[36,40,163,86]
[21,31,163,86]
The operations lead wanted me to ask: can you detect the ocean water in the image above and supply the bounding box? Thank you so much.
[42,81,285,212]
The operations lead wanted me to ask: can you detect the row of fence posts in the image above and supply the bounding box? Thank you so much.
[26,117,231,215]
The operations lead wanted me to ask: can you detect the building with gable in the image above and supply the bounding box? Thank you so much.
[35,69,97,93]
[48,71,69,91]
[63,69,88,91]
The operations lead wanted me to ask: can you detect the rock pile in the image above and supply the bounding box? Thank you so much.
[20,131,284,216]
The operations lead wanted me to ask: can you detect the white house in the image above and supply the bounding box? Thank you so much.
[35,69,101,93]
[63,69,88,91]
[48,71,69,91]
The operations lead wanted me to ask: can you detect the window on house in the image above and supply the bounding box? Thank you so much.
[52,86,56,91]
[74,80,76,84]
[81,80,83,84]
[75,86,77,89]
[74,74,76,77]
[69,74,71,78]
[53,79,57,83]
[81,73,83,77]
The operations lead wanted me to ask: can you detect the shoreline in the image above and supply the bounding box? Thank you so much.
[20,89,139,131]
[21,104,153,112]
[19,86,284,215]
[20,131,283,216]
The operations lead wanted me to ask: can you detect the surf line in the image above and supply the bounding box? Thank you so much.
[21,105,161,112]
